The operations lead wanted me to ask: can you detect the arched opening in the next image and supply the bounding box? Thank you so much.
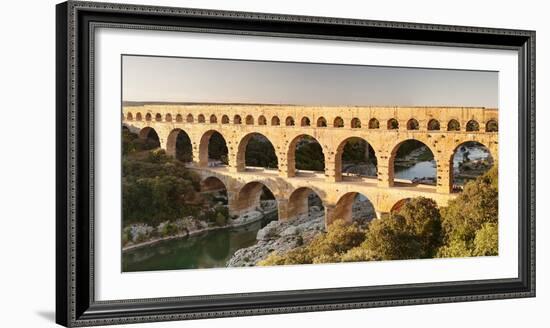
[233,115,242,124]
[236,133,278,171]
[155,113,162,122]
[288,134,325,177]
[175,114,183,122]
[135,112,142,121]
[391,140,436,186]
[330,192,376,226]
[271,116,280,126]
[285,116,295,126]
[447,119,460,131]
[166,128,193,162]
[245,115,254,125]
[387,118,399,130]
[221,115,229,124]
[451,141,494,192]
[351,118,361,128]
[200,177,228,205]
[258,115,267,125]
[466,120,480,131]
[233,182,278,222]
[368,118,380,129]
[199,130,228,167]
[390,198,411,214]
[486,120,498,132]
[210,114,217,123]
[138,127,161,149]
[145,113,152,121]
[335,137,377,181]
[287,187,324,221]
[186,114,193,123]
[301,117,311,127]
[334,117,344,128]
[165,113,172,122]
[406,118,419,130]
[427,119,440,131]
[198,114,205,123]
[317,117,327,127]
[126,112,133,121]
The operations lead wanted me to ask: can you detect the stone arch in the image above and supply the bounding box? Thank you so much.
[390,198,411,213]
[387,118,399,130]
[447,119,460,131]
[176,114,183,122]
[486,119,498,132]
[317,117,327,127]
[221,115,230,124]
[286,187,324,221]
[186,114,194,123]
[234,115,242,124]
[287,134,325,177]
[351,117,361,128]
[258,115,267,125]
[301,116,311,126]
[199,130,228,167]
[245,115,254,125]
[135,112,142,121]
[451,141,494,192]
[200,176,227,193]
[271,116,280,126]
[155,113,162,122]
[328,192,376,226]
[334,116,344,128]
[138,126,161,148]
[126,112,133,121]
[232,181,278,215]
[285,116,295,126]
[389,139,436,186]
[406,118,419,130]
[166,128,193,162]
[368,118,380,129]
[165,113,172,122]
[210,114,217,123]
[236,133,278,171]
[198,114,205,123]
[466,120,480,131]
[427,119,440,131]
[145,113,152,121]
[334,136,377,181]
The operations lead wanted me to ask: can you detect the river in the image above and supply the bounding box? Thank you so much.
[122,211,277,272]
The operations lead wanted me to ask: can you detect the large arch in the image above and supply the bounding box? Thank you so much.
[451,141,494,192]
[287,134,325,177]
[236,133,278,171]
[199,130,228,167]
[232,181,278,215]
[334,136,377,181]
[286,187,324,221]
[389,139,436,186]
[390,198,412,214]
[200,176,228,206]
[166,128,193,162]
[328,192,376,226]
[138,127,161,149]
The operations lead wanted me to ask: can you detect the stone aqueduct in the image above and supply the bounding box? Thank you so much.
[123,104,498,226]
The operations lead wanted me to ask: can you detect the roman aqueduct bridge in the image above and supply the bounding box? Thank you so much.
[123,104,498,226]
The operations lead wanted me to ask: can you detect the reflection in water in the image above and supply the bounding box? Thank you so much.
[123,212,277,272]
[395,161,436,182]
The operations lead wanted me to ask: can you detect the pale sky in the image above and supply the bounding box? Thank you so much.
[122,55,498,107]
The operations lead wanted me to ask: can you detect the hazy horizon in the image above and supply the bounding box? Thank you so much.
[122,55,498,108]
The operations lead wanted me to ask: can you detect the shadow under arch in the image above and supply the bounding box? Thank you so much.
[389,139,436,186]
[166,128,193,162]
[287,134,325,177]
[334,136,377,181]
[286,186,325,221]
[138,126,161,149]
[199,129,228,167]
[328,192,377,226]
[232,181,279,216]
[236,132,278,171]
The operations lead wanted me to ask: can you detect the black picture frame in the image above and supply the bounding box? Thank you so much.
[56,1,536,326]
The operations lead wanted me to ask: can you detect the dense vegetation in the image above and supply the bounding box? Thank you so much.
[341,138,377,165]
[260,166,498,265]
[295,138,325,171]
[244,135,278,168]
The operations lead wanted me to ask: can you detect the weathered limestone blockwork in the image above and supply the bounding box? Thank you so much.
[123,104,498,227]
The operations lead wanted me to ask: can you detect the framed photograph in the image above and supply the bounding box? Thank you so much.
[56,1,535,326]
